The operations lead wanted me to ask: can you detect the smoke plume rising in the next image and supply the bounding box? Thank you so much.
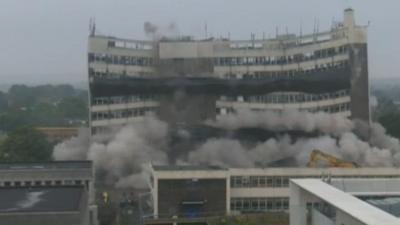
[143,21,179,40]
[53,110,400,189]
[52,128,90,160]
[54,117,168,188]
[143,22,158,37]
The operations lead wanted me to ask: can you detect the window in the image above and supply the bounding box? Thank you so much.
[250,176,259,187]
[243,199,250,210]
[283,199,289,210]
[259,176,266,187]
[276,198,282,210]
[282,177,289,187]
[259,198,266,210]
[233,176,243,187]
[64,180,73,185]
[85,180,90,189]
[235,199,242,210]
[88,53,95,62]
[108,41,115,47]
[267,200,273,210]
[251,199,258,210]
[274,177,282,187]
[242,177,250,187]
[267,177,273,187]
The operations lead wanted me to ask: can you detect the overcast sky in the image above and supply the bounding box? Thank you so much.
[0,0,399,84]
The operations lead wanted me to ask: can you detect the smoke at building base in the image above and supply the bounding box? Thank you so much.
[53,110,400,189]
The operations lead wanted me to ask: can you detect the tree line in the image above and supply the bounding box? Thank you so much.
[0,84,88,132]
[0,84,88,162]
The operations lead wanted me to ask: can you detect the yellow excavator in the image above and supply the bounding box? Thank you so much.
[307,149,359,168]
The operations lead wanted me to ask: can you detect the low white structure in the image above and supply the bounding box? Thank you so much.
[149,165,400,219]
[290,178,400,225]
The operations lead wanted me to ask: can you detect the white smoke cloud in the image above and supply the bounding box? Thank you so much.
[370,95,378,108]
[115,164,153,189]
[188,139,253,167]
[187,130,397,168]
[53,128,90,160]
[369,122,400,154]
[53,111,400,189]
[210,109,354,135]
[53,116,169,189]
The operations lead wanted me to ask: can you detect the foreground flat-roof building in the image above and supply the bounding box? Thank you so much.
[0,161,94,194]
[0,186,90,225]
[0,161,98,225]
[290,178,400,225]
[145,165,400,224]
[88,9,369,134]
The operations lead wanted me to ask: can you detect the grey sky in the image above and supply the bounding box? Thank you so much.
[0,0,399,84]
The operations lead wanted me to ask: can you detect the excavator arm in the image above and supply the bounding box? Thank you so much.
[307,149,358,168]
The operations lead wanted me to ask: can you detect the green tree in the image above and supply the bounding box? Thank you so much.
[57,97,88,119]
[0,84,88,131]
[0,127,53,162]
[0,110,31,132]
[31,102,62,126]
[0,91,8,112]
[379,113,400,139]
[8,84,35,108]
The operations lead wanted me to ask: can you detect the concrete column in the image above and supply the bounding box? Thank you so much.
[290,182,308,225]
[344,8,355,29]
[153,176,158,218]
[89,180,95,204]
[226,175,231,215]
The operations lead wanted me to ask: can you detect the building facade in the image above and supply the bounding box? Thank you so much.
[88,9,369,134]
[148,165,400,223]
[36,127,80,143]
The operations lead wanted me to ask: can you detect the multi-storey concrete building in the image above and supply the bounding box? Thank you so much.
[147,165,400,223]
[88,8,369,134]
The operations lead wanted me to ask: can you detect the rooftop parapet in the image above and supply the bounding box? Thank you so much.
[90,9,363,54]
[0,161,92,170]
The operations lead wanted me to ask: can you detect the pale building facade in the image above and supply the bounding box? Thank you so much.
[148,165,400,221]
[88,9,369,134]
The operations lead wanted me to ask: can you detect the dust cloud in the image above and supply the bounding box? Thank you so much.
[53,110,400,189]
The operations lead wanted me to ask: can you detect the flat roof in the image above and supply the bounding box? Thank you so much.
[291,179,400,225]
[151,164,400,175]
[0,186,84,213]
[361,196,400,217]
[152,165,225,171]
[36,127,80,131]
[0,161,92,170]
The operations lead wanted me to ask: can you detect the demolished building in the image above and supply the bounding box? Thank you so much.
[87,8,369,135]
